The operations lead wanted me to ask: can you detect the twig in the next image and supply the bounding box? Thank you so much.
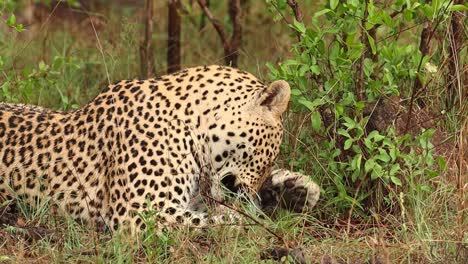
[285,0,303,46]
[196,0,242,67]
[286,0,303,22]
[196,0,228,49]
[357,0,369,102]
[87,7,110,85]
[202,194,288,248]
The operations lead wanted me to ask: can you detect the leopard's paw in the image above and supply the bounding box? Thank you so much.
[259,169,320,216]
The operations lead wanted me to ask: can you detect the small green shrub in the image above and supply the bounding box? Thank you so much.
[266,0,457,219]
[0,56,88,109]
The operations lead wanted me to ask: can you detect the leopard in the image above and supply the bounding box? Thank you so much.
[0,65,316,233]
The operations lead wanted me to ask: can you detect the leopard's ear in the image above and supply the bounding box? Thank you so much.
[258,80,290,118]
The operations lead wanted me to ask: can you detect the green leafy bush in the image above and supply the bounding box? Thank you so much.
[0,56,88,110]
[266,0,456,219]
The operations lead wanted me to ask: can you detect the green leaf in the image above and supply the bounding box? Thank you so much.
[276,0,287,9]
[292,19,306,34]
[390,176,402,186]
[389,164,400,176]
[310,65,321,75]
[365,31,376,55]
[313,8,332,18]
[403,9,413,21]
[14,24,24,32]
[281,59,301,67]
[343,116,356,128]
[376,153,390,163]
[371,164,382,180]
[6,13,16,26]
[298,98,322,111]
[389,146,397,161]
[290,89,302,96]
[364,137,372,149]
[363,58,374,77]
[335,104,344,116]
[298,64,309,76]
[368,130,385,141]
[365,159,375,173]
[347,0,359,8]
[351,170,360,183]
[449,4,468,11]
[330,0,339,10]
[356,153,362,170]
[337,128,351,138]
[421,4,434,19]
[311,111,322,132]
[425,169,439,179]
[419,185,432,192]
[437,157,446,171]
[344,139,353,150]
[1,81,11,96]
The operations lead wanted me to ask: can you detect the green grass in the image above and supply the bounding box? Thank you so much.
[0,1,466,263]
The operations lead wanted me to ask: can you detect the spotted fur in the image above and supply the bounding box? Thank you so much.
[0,65,291,232]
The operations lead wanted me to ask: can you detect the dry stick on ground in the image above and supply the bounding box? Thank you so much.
[140,0,156,78]
[196,0,242,67]
[167,0,181,73]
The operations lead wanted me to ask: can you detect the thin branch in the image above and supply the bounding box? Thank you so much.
[196,0,242,67]
[286,0,303,44]
[286,0,303,22]
[357,0,369,102]
[202,194,288,248]
[196,0,228,45]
